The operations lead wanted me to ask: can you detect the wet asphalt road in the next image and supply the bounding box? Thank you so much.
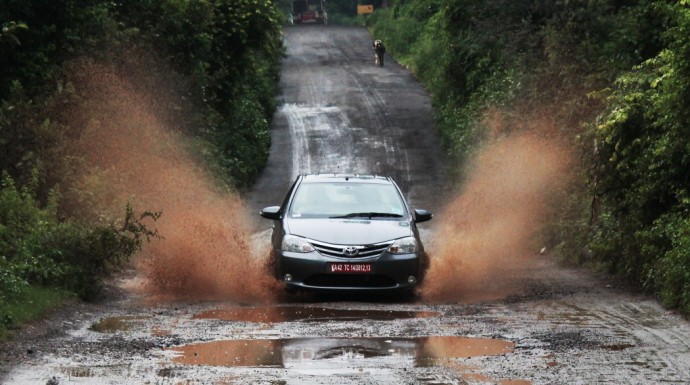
[2,25,690,385]
[246,25,448,221]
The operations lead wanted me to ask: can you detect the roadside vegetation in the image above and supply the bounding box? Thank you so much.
[363,0,690,314]
[0,0,284,336]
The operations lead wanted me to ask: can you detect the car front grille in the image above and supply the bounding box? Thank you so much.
[308,239,393,259]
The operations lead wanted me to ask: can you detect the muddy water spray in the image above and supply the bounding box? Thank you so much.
[68,62,275,301]
[422,131,572,302]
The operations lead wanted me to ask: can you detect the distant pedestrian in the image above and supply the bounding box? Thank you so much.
[373,39,385,66]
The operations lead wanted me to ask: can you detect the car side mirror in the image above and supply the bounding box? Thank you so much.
[414,209,432,223]
[260,206,281,220]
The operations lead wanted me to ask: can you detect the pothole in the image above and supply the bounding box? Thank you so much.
[168,336,514,370]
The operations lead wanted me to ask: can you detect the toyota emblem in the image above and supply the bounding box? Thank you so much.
[343,246,359,256]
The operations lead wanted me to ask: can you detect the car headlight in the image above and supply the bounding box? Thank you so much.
[388,237,417,254]
[282,235,315,253]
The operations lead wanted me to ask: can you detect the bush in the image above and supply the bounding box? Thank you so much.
[0,173,159,306]
[369,11,425,59]
[25,206,159,300]
[1,0,284,195]
[656,214,690,313]
[590,3,690,307]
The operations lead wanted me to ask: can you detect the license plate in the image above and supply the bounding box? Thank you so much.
[328,263,372,273]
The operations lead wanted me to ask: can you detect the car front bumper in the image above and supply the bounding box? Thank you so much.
[275,250,423,292]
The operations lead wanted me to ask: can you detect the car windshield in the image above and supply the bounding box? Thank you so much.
[289,182,407,219]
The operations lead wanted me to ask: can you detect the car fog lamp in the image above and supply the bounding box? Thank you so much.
[284,274,293,282]
[408,275,417,285]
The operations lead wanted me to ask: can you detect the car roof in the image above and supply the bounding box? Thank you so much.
[299,174,392,184]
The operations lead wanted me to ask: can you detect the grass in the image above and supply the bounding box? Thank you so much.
[0,286,74,339]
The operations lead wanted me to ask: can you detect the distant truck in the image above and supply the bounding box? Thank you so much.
[292,0,327,24]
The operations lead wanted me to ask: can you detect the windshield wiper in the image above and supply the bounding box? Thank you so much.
[330,212,403,219]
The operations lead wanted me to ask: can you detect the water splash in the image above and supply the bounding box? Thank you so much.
[422,127,573,302]
[65,61,277,302]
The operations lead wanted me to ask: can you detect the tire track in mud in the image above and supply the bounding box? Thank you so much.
[584,300,690,382]
[501,291,690,384]
[282,103,367,179]
[342,68,410,186]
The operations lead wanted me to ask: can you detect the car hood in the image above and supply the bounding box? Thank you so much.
[286,218,413,245]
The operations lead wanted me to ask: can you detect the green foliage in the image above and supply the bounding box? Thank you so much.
[1,0,284,194]
[591,2,690,307]
[0,0,118,97]
[369,10,426,60]
[27,205,160,300]
[368,0,521,163]
[0,173,61,306]
[0,257,29,305]
[656,215,690,313]
[0,172,159,335]
[0,172,48,258]
[110,0,284,187]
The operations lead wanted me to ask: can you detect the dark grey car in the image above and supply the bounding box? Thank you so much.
[260,174,432,293]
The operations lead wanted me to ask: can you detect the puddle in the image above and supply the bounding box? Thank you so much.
[168,336,514,371]
[194,306,438,323]
[89,316,149,333]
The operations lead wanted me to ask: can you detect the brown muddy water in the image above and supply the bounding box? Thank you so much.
[421,131,573,303]
[64,62,274,302]
[168,336,514,368]
[194,306,438,323]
